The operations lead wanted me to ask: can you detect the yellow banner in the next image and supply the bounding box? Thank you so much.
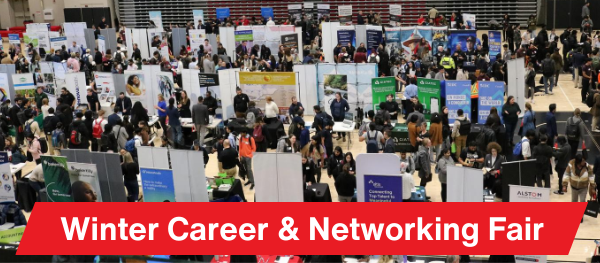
[238,72,296,86]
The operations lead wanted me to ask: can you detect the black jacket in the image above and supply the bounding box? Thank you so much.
[68,120,90,149]
[303,161,316,184]
[233,93,249,113]
[203,96,218,115]
[115,97,132,114]
[43,115,60,135]
[553,143,571,169]
[327,152,344,179]
[133,48,142,61]
[533,143,554,174]
[335,172,356,197]
[8,105,22,126]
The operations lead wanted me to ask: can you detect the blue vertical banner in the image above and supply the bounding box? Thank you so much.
[366,26,383,55]
[488,31,502,64]
[261,7,274,20]
[478,81,505,124]
[140,168,176,202]
[445,80,472,124]
[216,8,230,21]
[193,10,204,28]
[336,29,356,47]
[364,175,403,202]
[148,11,163,29]
[385,27,401,58]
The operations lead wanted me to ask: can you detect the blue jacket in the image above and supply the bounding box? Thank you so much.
[545,112,557,138]
[330,99,349,119]
[289,102,303,116]
[300,128,310,148]
[573,52,585,68]
[522,110,536,136]
[166,106,181,126]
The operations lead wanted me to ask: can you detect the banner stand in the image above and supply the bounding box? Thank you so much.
[356,154,400,202]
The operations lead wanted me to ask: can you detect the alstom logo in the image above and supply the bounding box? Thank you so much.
[517,191,543,199]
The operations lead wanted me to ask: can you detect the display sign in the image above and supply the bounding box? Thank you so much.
[509,185,549,263]
[193,10,204,29]
[0,73,11,103]
[261,7,274,19]
[12,73,36,103]
[364,174,403,202]
[338,5,353,25]
[94,72,115,95]
[281,33,299,50]
[288,4,303,21]
[417,78,441,120]
[391,124,412,152]
[0,226,25,244]
[317,4,330,20]
[42,156,73,202]
[67,162,102,202]
[239,72,296,110]
[488,31,501,63]
[8,34,20,45]
[65,72,88,105]
[189,29,206,50]
[234,30,253,42]
[389,5,402,22]
[216,8,230,21]
[445,80,471,124]
[0,163,14,202]
[50,36,67,52]
[337,29,356,47]
[478,81,504,124]
[140,167,176,202]
[149,11,163,29]
[371,77,396,110]
[97,35,106,54]
[462,13,476,29]
[366,26,383,55]
[199,73,219,86]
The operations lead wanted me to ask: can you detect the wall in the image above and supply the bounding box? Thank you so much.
[0,0,16,29]
[29,0,66,25]
[64,0,112,8]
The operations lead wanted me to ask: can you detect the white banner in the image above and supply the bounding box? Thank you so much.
[0,73,11,103]
[338,5,352,17]
[189,29,206,50]
[50,37,68,52]
[390,5,402,16]
[462,13,476,29]
[12,73,36,102]
[98,35,106,54]
[65,72,88,105]
[0,163,14,202]
[36,32,51,52]
[509,185,549,263]
[149,11,163,29]
[193,10,204,29]
[94,72,115,96]
[67,162,103,202]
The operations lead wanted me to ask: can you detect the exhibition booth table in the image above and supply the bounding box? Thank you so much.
[211,255,301,263]
[332,121,355,150]
[11,163,25,175]
[208,179,246,202]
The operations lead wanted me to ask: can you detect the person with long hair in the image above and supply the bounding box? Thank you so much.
[335,163,356,202]
[502,96,521,145]
[120,149,139,202]
[437,148,455,202]
[486,107,502,132]
[302,135,325,183]
[130,101,149,128]
[126,75,145,96]
[483,142,506,194]
[429,112,443,160]
[166,98,183,147]
[264,96,279,124]
[178,90,191,118]
[440,106,451,148]
[521,102,535,136]
[342,152,356,172]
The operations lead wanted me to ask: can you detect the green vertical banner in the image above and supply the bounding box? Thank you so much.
[41,156,73,202]
[371,77,396,110]
[417,78,441,120]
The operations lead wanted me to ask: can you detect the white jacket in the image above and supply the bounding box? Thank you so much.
[265,101,279,118]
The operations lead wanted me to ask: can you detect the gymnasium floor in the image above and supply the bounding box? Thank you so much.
[5,29,600,261]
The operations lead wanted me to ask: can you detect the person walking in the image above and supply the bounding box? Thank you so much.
[502,96,521,146]
[437,148,455,202]
[166,98,183,148]
[521,102,535,136]
[192,96,210,145]
[533,135,553,188]
[553,136,571,195]
[239,128,256,189]
[417,138,432,196]
[565,108,586,159]
[563,154,596,216]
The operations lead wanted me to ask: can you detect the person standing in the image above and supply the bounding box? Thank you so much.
[582,2,590,19]
[521,102,535,136]
[288,96,304,118]
[335,164,356,202]
[203,91,218,116]
[43,108,59,155]
[115,92,132,115]
[233,88,249,118]
[26,133,42,164]
[239,128,256,189]
[546,104,558,146]
[264,96,279,124]
[541,53,556,95]
[166,98,183,148]
[330,92,350,141]
[192,96,209,145]
[86,88,99,113]
[437,148,455,202]
[553,136,571,195]
[34,86,48,108]
[154,94,167,131]
[592,91,600,132]
[582,58,593,103]
[417,138,432,192]
[533,135,554,188]
[385,94,400,122]
[566,108,586,159]
[451,109,470,159]
[563,154,596,210]
[502,96,521,145]
[218,139,238,178]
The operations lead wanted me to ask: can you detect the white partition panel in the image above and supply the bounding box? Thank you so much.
[137,146,154,168]
[139,147,170,170]
[254,153,280,202]
[187,150,209,202]
[219,69,237,119]
[447,166,484,202]
[169,149,193,202]
[182,69,202,107]
[293,64,318,116]
[132,29,150,59]
[321,22,334,63]
[125,28,133,58]
[507,57,525,112]
[355,25,367,47]
[356,153,400,202]
[276,154,303,202]
[220,27,236,62]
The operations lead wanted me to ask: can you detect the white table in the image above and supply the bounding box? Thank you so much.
[11,163,25,175]
[180,118,223,143]
[333,121,355,150]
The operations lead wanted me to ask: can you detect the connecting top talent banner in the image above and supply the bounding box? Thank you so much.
[488,31,502,63]
[478,81,505,124]
[445,80,471,124]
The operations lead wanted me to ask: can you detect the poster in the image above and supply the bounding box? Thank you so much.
[478,81,504,124]
[337,28,356,47]
[338,5,352,25]
[50,36,68,52]
[12,73,36,101]
[489,30,502,63]
[42,156,73,202]
[372,77,396,110]
[432,27,448,55]
[445,81,471,124]
[124,71,148,104]
[67,162,102,202]
[317,4,330,20]
[400,26,417,58]
[261,7,274,20]
[140,167,176,202]
[366,26,383,55]
[389,5,402,23]
[385,27,401,58]
[0,164,14,202]
[0,73,11,103]
[199,73,219,86]
[0,152,8,164]
[193,10,204,28]
[417,78,441,120]
[0,226,25,244]
[98,35,106,54]
[462,13,476,29]
[364,175,403,202]
[65,72,88,105]
[509,185,549,263]
[189,29,206,50]
[155,72,175,101]
[8,34,20,45]
[304,2,316,20]
[448,30,479,55]
[287,4,302,21]
[322,74,348,114]
[216,8,230,22]
[94,72,115,95]
[23,33,39,49]
[239,72,296,110]
[281,34,299,50]
[149,11,163,29]
[391,124,413,152]
[235,30,253,59]
[36,32,50,52]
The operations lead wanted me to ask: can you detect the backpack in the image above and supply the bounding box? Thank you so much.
[92,118,103,139]
[368,55,378,63]
[253,125,265,142]
[100,132,115,152]
[70,129,81,145]
[125,138,139,153]
[476,127,496,151]
[115,52,123,63]
[592,56,600,71]
[542,59,554,75]
[38,137,48,154]
[458,118,471,136]
[52,129,64,148]
[374,112,385,126]
[365,131,379,153]
[587,93,595,108]
[24,120,32,134]
[566,117,581,140]
[512,138,529,157]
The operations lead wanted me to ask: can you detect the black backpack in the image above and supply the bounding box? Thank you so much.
[100,132,116,152]
[476,127,496,151]
[458,119,471,136]
[566,117,581,140]
[366,131,379,153]
[114,52,123,63]
[587,93,595,108]
[542,59,554,76]
[38,137,48,154]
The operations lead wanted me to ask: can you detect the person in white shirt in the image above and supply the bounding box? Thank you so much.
[520,129,536,160]
[126,60,138,70]
[264,96,279,124]
[113,47,126,61]
[188,57,198,69]
[400,162,415,201]
[266,17,275,26]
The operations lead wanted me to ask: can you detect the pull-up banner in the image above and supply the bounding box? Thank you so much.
[288,4,303,21]
[338,5,352,25]
[389,5,402,22]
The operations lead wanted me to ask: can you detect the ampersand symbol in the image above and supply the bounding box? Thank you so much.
[278,217,299,241]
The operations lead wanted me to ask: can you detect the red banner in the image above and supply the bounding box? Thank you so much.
[18,202,585,255]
